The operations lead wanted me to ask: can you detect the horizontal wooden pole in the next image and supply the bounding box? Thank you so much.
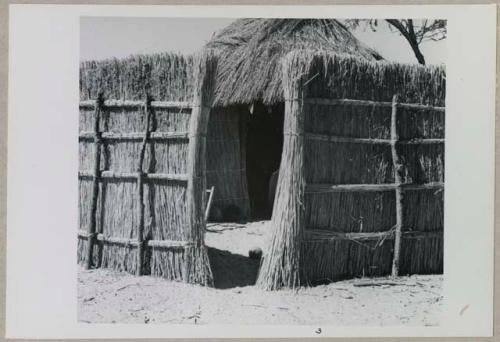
[403,231,443,239]
[306,182,444,193]
[306,133,389,145]
[79,131,189,141]
[79,170,189,182]
[147,240,195,248]
[306,230,390,241]
[304,229,442,241]
[305,133,444,145]
[79,99,193,110]
[145,173,188,181]
[98,235,139,246]
[398,138,445,145]
[78,230,94,239]
[304,98,445,112]
[151,101,192,109]
[78,230,194,248]
[78,230,195,249]
[79,231,137,245]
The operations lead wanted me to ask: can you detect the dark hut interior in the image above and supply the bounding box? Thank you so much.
[245,102,284,219]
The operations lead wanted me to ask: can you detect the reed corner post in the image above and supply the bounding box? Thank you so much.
[256,54,308,290]
[85,92,104,270]
[390,94,404,277]
[185,53,217,285]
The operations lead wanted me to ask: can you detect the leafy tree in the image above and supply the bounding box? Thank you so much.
[345,19,447,65]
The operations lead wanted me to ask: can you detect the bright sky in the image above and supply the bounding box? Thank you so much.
[80,17,446,65]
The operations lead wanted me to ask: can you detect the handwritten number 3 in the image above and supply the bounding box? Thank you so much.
[315,328,322,334]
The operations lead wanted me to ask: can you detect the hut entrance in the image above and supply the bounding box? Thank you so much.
[245,102,285,220]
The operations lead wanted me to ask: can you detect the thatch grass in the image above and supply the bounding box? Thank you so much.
[399,188,443,275]
[400,236,443,275]
[304,103,391,138]
[77,237,100,267]
[291,50,445,106]
[305,140,394,184]
[206,19,383,106]
[80,53,194,102]
[302,239,394,284]
[150,245,212,284]
[305,192,396,233]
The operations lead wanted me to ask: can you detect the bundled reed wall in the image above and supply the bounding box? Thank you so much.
[78,53,216,285]
[257,51,445,289]
[78,102,192,275]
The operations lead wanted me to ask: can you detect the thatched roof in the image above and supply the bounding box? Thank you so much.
[206,19,384,106]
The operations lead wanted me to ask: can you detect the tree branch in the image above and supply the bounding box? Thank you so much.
[386,19,411,41]
[386,19,426,65]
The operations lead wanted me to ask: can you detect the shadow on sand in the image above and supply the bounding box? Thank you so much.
[208,247,261,289]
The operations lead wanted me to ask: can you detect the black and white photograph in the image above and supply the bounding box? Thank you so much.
[4,4,496,339]
[77,16,446,325]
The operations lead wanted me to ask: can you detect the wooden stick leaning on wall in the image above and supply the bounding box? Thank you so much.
[204,186,215,221]
[85,92,104,269]
[135,95,152,276]
[390,94,404,277]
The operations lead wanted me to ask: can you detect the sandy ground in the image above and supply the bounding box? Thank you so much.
[78,221,443,325]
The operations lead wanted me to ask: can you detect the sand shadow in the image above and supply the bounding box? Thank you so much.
[208,247,261,289]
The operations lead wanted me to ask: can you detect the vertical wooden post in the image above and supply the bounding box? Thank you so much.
[256,55,307,290]
[391,94,404,277]
[184,53,216,285]
[85,93,104,269]
[136,95,152,276]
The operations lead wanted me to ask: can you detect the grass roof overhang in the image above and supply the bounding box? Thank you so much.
[206,19,384,107]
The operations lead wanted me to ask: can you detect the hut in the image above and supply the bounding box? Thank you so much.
[205,19,383,220]
[78,19,445,289]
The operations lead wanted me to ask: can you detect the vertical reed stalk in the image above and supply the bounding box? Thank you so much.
[391,94,404,276]
[85,93,104,269]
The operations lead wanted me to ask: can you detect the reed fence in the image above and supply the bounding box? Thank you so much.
[77,54,216,285]
[303,95,443,277]
[257,52,445,290]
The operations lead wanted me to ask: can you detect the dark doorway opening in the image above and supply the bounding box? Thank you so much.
[245,102,285,220]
